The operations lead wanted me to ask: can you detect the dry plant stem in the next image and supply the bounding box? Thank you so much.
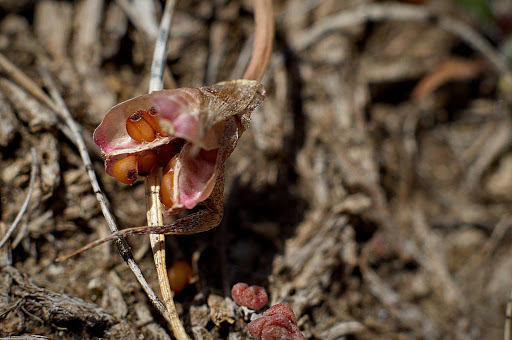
[145,148,184,336]
[34,64,175,326]
[146,171,186,338]
[149,0,175,93]
[146,1,189,339]
[296,3,510,75]
[243,0,274,82]
[0,148,37,250]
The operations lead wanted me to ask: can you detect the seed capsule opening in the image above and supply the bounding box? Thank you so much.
[156,140,184,168]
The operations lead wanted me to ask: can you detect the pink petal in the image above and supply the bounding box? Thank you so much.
[150,90,201,144]
[160,142,219,215]
[94,80,265,158]
[93,88,203,157]
[178,145,218,209]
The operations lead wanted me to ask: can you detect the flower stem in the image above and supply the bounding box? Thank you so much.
[145,170,189,340]
[242,0,274,82]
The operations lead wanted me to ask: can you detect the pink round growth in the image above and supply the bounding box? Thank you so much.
[231,282,268,310]
[247,303,304,340]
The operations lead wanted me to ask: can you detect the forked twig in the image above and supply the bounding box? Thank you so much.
[0,148,38,250]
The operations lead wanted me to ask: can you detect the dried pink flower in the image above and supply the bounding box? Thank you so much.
[231,282,268,310]
[93,80,265,215]
[247,303,304,340]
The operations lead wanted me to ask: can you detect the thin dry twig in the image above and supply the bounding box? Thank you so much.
[0,149,37,250]
[149,0,175,93]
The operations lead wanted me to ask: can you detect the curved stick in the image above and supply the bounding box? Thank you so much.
[243,0,274,82]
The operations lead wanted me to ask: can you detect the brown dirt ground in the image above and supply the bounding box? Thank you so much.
[1,0,512,339]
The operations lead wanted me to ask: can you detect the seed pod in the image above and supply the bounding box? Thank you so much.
[94,80,266,214]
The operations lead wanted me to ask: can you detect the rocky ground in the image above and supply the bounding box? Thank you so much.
[1,0,512,339]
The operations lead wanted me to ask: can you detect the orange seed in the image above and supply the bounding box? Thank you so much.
[112,155,138,185]
[160,156,178,208]
[168,261,194,294]
[137,150,157,176]
[144,106,164,134]
[126,110,157,142]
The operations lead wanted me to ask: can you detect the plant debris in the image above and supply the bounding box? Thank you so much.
[1,0,511,339]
